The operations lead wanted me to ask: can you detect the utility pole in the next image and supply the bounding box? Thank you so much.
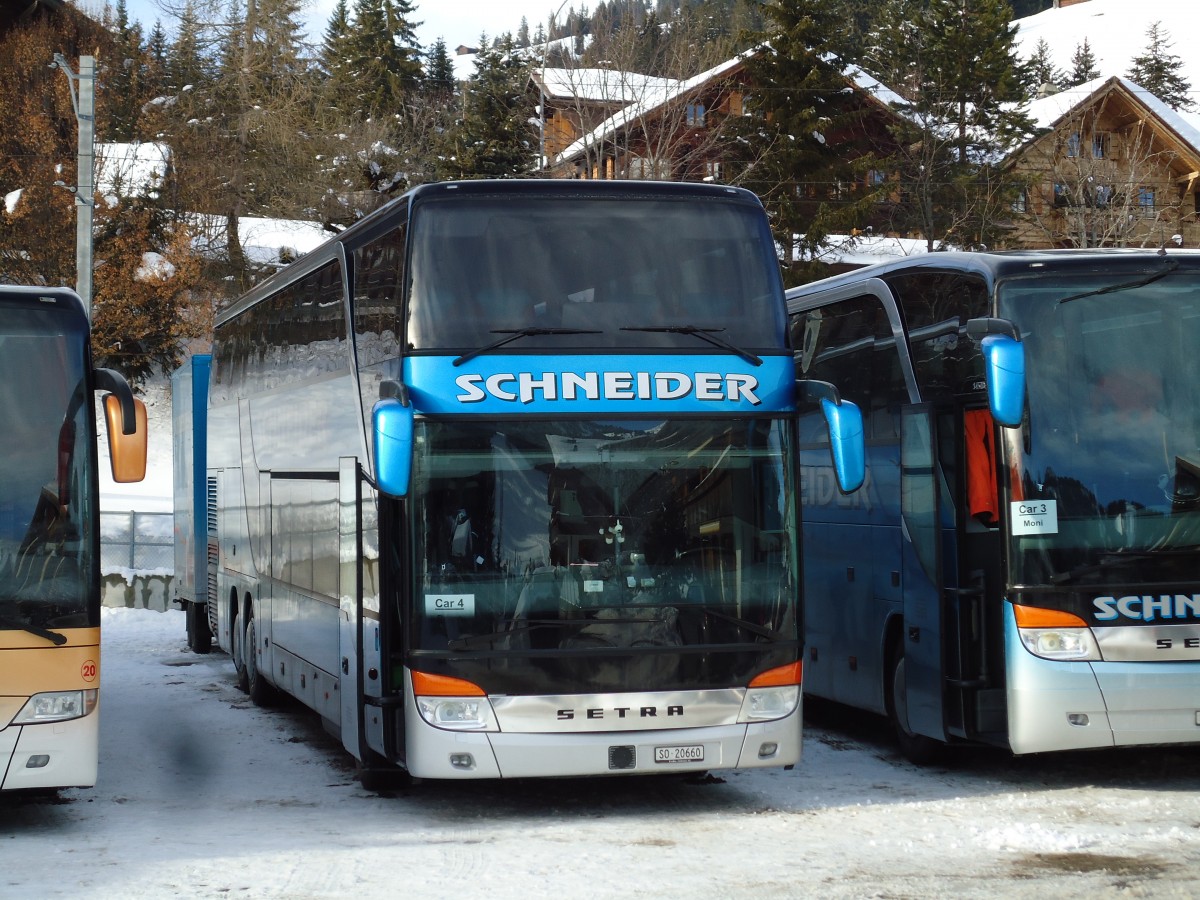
[53,53,96,320]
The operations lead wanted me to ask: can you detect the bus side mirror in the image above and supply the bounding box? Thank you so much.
[967,318,1025,428]
[980,334,1025,427]
[103,394,148,483]
[373,384,415,497]
[798,379,866,494]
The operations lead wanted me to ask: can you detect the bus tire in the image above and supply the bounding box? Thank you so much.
[245,615,275,707]
[187,601,212,654]
[232,603,249,692]
[357,753,413,793]
[887,648,944,766]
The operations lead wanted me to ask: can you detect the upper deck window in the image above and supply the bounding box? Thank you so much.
[405,194,786,353]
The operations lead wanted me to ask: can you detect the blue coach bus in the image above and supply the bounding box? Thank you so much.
[788,249,1200,761]
[183,180,864,785]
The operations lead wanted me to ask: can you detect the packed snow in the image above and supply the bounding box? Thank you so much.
[4,606,1200,898]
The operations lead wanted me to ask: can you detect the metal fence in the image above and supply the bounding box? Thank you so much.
[100,510,174,574]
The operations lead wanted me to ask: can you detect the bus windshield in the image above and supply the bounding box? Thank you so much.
[0,308,95,632]
[999,268,1200,588]
[409,418,798,692]
[405,194,786,353]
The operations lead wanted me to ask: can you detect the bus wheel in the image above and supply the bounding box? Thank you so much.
[187,602,212,654]
[357,754,413,793]
[887,649,943,766]
[245,615,275,707]
[232,605,249,692]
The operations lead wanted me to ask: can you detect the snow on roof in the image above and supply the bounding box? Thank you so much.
[800,233,938,267]
[96,142,170,198]
[535,67,679,104]
[553,51,753,166]
[1024,75,1200,157]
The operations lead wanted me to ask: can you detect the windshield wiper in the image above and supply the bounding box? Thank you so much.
[0,613,68,646]
[453,328,602,367]
[687,605,783,640]
[1056,257,1180,305]
[620,325,762,366]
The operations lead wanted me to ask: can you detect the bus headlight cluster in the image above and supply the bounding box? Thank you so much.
[1017,627,1100,661]
[737,685,800,723]
[415,697,498,731]
[1013,604,1100,662]
[13,689,98,724]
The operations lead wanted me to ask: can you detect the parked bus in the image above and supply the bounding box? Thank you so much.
[186,179,864,784]
[787,249,1200,761]
[0,285,147,791]
[172,353,212,654]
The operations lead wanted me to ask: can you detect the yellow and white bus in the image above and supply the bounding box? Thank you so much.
[0,286,146,791]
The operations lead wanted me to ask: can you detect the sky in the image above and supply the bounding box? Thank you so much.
[110,0,576,49]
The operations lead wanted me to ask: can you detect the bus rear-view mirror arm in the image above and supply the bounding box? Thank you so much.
[797,378,866,495]
[966,317,1026,428]
[373,379,415,498]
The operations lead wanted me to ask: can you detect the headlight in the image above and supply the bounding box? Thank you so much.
[737,685,800,723]
[1013,604,1100,662]
[1018,627,1101,661]
[13,689,98,724]
[416,697,498,731]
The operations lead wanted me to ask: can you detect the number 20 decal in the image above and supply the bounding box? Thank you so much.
[81,659,97,682]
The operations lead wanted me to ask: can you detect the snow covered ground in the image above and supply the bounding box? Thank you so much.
[4,606,1200,898]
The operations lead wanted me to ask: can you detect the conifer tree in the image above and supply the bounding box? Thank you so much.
[104,0,147,141]
[1126,20,1194,111]
[868,0,1033,250]
[1068,37,1099,86]
[348,0,424,119]
[320,0,358,111]
[1028,38,1063,92]
[436,34,536,179]
[733,0,881,279]
[424,37,457,100]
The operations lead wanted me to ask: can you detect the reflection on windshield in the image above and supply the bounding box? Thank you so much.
[999,269,1200,587]
[406,195,785,352]
[410,419,797,688]
[0,315,93,631]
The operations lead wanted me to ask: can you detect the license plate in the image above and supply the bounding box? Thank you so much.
[654,744,704,764]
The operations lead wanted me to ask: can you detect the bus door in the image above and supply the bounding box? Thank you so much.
[338,458,392,766]
[947,406,1007,742]
[899,405,946,741]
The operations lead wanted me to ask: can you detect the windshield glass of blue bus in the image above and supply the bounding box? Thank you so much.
[408,418,798,688]
[998,267,1200,588]
[0,308,94,631]
[405,195,785,353]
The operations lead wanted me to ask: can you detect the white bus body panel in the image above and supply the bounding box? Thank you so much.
[1,705,100,790]
[1005,603,1200,754]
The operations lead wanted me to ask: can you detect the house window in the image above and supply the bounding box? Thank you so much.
[1066,132,1081,158]
[1139,187,1156,217]
[1012,189,1028,213]
[686,103,706,127]
[1092,133,1108,158]
[1094,185,1114,208]
[1053,183,1068,208]
[867,169,886,187]
[705,160,722,182]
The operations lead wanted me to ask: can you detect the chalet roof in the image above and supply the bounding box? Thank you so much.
[552,51,754,166]
[532,67,679,105]
[551,50,912,168]
[1016,75,1200,163]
